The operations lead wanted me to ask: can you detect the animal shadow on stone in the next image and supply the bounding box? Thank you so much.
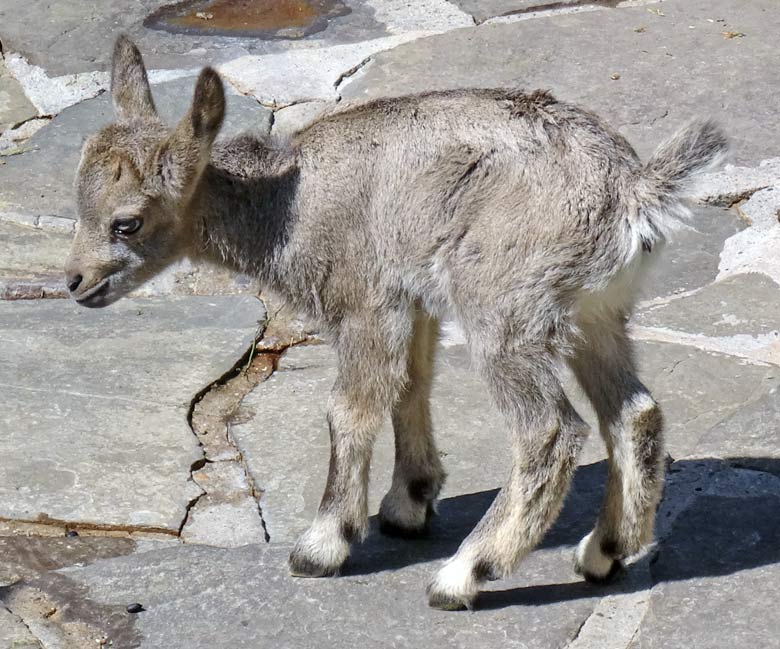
[344,458,780,610]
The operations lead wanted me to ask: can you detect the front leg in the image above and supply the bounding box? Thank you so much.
[289,310,412,577]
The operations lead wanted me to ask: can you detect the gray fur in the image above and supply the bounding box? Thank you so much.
[65,37,729,610]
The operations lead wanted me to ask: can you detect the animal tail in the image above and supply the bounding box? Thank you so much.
[631,119,729,252]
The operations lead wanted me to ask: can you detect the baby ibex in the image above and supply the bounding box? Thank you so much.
[66,36,727,609]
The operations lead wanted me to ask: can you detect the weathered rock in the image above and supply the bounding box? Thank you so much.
[449,0,584,23]
[0,296,265,532]
[0,57,37,132]
[181,462,267,548]
[341,0,780,165]
[634,341,780,460]
[0,604,42,649]
[692,158,780,206]
[0,535,137,587]
[219,34,433,106]
[633,273,780,366]
[718,186,780,285]
[3,541,601,649]
[0,221,70,298]
[641,466,780,649]
[636,273,780,338]
[0,0,470,77]
[637,204,745,302]
[271,100,329,140]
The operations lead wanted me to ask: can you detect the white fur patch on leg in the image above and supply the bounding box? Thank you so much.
[575,531,616,581]
[289,515,350,577]
[427,554,478,610]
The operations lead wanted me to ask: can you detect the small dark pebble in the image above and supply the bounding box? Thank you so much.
[126,603,145,614]
[65,530,79,537]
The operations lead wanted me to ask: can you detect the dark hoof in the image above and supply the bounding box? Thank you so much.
[426,587,472,611]
[581,559,623,584]
[288,550,339,578]
[378,517,430,539]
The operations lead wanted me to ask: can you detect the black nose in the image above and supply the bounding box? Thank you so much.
[67,273,83,292]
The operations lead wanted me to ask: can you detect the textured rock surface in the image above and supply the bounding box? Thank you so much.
[341,0,780,165]
[0,296,265,531]
[450,0,584,23]
[0,57,36,132]
[1,0,779,646]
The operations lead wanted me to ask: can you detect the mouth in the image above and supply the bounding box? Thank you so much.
[74,278,111,308]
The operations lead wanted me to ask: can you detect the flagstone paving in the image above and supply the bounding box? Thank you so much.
[1,1,779,647]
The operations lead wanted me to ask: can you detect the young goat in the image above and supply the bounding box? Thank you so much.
[65,36,728,610]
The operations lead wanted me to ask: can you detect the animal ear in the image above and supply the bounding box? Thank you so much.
[189,67,225,148]
[111,35,157,121]
[146,68,225,200]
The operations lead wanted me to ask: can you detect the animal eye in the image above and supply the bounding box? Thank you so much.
[111,217,143,237]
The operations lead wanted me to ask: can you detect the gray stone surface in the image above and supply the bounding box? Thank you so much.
[450,0,583,23]
[0,57,36,132]
[636,273,780,338]
[0,604,42,649]
[0,221,70,298]
[637,204,745,302]
[3,542,601,649]
[0,296,265,531]
[1,1,779,646]
[0,0,470,76]
[635,341,780,461]
[0,76,272,219]
[270,100,329,139]
[341,0,780,165]
[640,465,780,649]
[2,460,778,649]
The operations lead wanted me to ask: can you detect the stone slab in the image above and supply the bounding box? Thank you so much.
[0,604,42,649]
[231,333,778,546]
[637,204,745,302]
[449,0,583,24]
[341,0,780,165]
[636,273,780,338]
[718,186,780,285]
[0,0,471,77]
[0,76,272,219]
[3,542,601,649]
[0,221,70,298]
[0,57,36,133]
[0,296,265,531]
[641,477,780,648]
[0,535,137,588]
[634,341,780,461]
[3,460,778,648]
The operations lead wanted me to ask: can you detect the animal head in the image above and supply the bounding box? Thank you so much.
[65,35,225,307]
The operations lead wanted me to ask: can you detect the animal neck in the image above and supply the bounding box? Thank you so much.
[188,139,298,286]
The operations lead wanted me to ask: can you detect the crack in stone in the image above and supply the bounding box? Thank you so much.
[0,514,178,539]
[1,602,45,649]
[180,308,316,545]
[334,55,374,94]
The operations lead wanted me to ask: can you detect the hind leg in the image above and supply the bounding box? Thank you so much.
[427,336,589,609]
[567,316,664,581]
[379,309,446,537]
